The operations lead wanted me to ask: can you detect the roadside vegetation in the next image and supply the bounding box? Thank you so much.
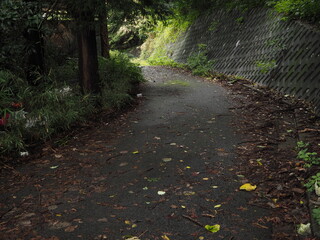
[0,0,168,156]
[139,0,320,70]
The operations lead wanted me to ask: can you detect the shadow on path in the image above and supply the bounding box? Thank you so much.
[0,66,272,239]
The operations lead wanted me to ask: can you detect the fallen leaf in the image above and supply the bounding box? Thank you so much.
[183,191,196,196]
[49,221,71,230]
[162,235,170,240]
[240,183,257,191]
[205,224,220,233]
[48,205,58,211]
[18,220,32,227]
[256,159,263,165]
[132,151,139,154]
[158,191,166,195]
[162,158,172,162]
[50,165,59,169]
[292,188,305,194]
[54,154,63,158]
[192,172,200,176]
[214,204,221,208]
[119,162,128,167]
[65,225,78,232]
[297,223,311,235]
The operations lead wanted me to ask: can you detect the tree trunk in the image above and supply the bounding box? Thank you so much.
[24,28,45,85]
[78,27,100,94]
[99,2,110,59]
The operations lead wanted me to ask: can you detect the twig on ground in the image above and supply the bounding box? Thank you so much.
[182,214,204,227]
[138,230,148,238]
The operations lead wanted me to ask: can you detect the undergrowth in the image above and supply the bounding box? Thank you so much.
[187,44,215,76]
[0,51,143,155]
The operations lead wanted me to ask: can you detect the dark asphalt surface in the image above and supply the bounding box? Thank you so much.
[0,66,272,240]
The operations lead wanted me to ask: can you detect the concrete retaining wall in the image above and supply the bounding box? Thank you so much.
[168,8,320,113]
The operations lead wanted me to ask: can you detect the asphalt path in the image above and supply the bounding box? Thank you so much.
[0,66,272,240]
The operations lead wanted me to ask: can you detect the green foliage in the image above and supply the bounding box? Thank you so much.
[0,0,43,72]
[140,18,191,66]
[297,141,309,148]
[99,51,144,109]
[0,69,96,154]
[296,141,320,168]
[172,0,266,17]
[312,208,320,225]
[256,60,277,73]
[1,52,143,154]
[304,172,320,191]
[235,16,245,24]
[187,44,215,76]
[271,0,320,24]
[208,21,220,31]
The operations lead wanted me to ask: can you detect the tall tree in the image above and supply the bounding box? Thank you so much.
[99,0,110,59]
[65,0,102,94]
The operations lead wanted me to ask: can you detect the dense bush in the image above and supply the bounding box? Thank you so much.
[99,51,144,109]
[272,0,320,24]
[0,52,144,155]
[0,0,43,74]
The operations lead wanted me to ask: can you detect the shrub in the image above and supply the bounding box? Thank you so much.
[272,0,320,24]
[187,44,215,76]
[0,51,144,155]
[99,51,144,109]
[0,69,95,154]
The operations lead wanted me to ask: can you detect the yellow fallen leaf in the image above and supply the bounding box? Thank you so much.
[205,224,220,233]
[132,151,139,154]
[214,204,221,208]
[240,183,257,191]
[256,159,263,166]
[162,235,170,240]
[125,220,131,225]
